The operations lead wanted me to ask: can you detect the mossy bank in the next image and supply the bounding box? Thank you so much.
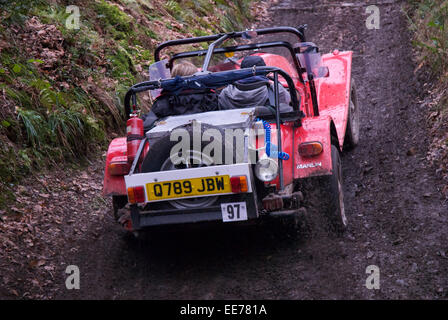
[0,0,257,206]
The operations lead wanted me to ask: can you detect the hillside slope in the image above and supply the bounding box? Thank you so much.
[0,0,265,205]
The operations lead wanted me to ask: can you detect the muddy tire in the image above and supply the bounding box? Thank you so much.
[318,144,347,235]
[344,79,360,150]
[112,195,127,221]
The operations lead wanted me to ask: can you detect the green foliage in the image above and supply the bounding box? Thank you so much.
[107,47,135,82]
[39,86,67,110]
[216,0,252,32]
[94,0,133,39]
[1,120,11,128]
[48,109,90,155]
[16,106,102,156]
[0,0,47,25]
[407,0,448,77]
[165,0,184,19]
[0,0,257,190]
[192,28,209,37]
[194,0,215,14]
[16,108,48,147]
[38,5,71,26]
[4,87,33,109]
[145,29,159,40]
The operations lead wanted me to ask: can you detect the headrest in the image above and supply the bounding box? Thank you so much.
[241,55,266,68]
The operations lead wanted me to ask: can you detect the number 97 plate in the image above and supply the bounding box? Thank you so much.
[221,202,248,222]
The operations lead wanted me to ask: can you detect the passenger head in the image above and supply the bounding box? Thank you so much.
[241,55,266,69]
[171,61,198,77]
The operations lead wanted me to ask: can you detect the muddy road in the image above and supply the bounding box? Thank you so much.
[58,0,448,299]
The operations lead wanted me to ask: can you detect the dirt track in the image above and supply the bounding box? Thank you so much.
[57,0,448,299]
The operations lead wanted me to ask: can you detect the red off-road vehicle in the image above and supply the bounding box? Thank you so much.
[102,26,359,236]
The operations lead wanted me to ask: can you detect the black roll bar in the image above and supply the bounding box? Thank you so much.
[154,26,306,62]
[168,41,305,84]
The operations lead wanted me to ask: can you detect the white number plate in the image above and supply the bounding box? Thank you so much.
[221,202,248,222]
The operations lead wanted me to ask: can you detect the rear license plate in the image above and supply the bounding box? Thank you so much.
[221,202,248,222]
[146,175,231,201]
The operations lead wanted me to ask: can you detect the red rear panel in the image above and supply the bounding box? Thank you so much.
[294,117,334,179]
[103,137,127,196]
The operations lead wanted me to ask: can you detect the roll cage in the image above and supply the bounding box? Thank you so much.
[168,41,303,81]
[122,26,321,191]
[156,26,306,84]
[154,26,307,62]
[152,25,320,116]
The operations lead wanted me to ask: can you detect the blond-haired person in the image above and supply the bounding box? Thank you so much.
[171,61,198,77]
[141,61,218,131]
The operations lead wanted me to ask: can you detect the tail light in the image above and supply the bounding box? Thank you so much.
[108,156,130,176]
[298,141,323,157]
[230,175,248,193]
[127,186,145,204]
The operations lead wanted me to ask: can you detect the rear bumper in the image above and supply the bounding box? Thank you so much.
[130,193,258,230]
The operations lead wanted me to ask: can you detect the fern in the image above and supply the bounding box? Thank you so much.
[16,108,48,147]
[48,109,86,154]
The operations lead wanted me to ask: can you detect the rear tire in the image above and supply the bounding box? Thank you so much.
[112,195,127,221]
[318,144,347,235]
[344,79,360,150]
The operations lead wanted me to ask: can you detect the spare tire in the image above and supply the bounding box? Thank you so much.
[141,123,244,209]
[318,144,347,235]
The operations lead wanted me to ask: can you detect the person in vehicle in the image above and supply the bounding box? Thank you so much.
[218,55,291,110]
[170,60,198,77]
[141,61,219,131]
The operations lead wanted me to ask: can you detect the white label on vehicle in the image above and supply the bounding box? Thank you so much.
[221,202,248,222]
